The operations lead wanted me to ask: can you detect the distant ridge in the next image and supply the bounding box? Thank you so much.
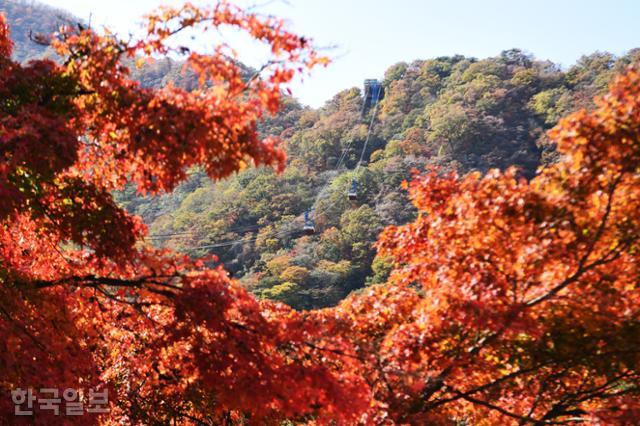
[0,0,79,62]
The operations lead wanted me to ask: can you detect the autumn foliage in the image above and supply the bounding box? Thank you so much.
[1,1,640,424]
[0,3,364,424]
[329,66,640,423]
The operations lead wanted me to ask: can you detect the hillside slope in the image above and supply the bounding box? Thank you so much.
[0,0,212,86]
[0,0,76,61]
[4,0,639,309]
[128,49,640,309]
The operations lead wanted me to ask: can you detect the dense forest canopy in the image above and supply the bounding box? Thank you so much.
[2,1,640,424]
[5,2,637,309]
[119,45,640,309]
[0,0,76,61]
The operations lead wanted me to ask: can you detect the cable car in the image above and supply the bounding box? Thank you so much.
[362,79,385,113]
[348,178,357,200]
[303,209,315,235]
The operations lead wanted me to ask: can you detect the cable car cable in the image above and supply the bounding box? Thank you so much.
[148,80,384,250]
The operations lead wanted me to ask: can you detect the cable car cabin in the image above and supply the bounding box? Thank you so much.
[303,210,315,235]
[303,223,315,235]
[362,79,385,113]
[348,179,357,200]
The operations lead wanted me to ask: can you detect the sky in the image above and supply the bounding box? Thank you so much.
[40,0,640,107]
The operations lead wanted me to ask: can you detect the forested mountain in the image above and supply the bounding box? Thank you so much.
[0,0,203,86]
[123,49,640,309]
[5,0,640,420]
[0,0,75,61]
[5,0,639,309]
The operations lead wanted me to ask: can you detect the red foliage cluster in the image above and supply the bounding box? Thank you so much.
[325,67,640,423]
[1,2,639,424]
[0,4,364,424]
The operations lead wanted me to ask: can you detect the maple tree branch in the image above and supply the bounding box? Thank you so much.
[237,59,284,95]
[0,302,47,351]
[423,344,640,415]
[300,340,363,361]
[229,319,363,361]
[522,376,553,425]
[414,194,633,413]
[526,172,624,308]
[455,389,590,425]
[175,412,210,426]
[427,362,551,410]
[28,273,183,297]
[452,391,543,424]
[538,371,638,423]
[93,285,169,308]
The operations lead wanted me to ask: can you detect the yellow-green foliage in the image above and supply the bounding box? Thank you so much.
[114,48,637,310]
